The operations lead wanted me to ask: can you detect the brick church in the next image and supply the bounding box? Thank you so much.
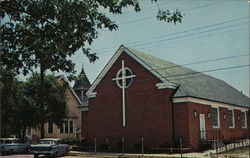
[82,45,249,151]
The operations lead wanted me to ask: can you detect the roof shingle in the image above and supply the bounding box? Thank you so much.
[126,46,249,108]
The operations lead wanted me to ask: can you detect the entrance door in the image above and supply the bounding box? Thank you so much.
[199,114,206,141]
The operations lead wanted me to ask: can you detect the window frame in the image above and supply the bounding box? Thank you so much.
[211,107,220,128]
[228,109,235,129]
[60,120,74,134]
[69,120,74,133]
[242,111,247,129]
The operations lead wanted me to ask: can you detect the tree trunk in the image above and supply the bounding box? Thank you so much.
[21,126,27,142]
[40,61,45,139]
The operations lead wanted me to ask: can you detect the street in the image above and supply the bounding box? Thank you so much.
[0,154,78,158]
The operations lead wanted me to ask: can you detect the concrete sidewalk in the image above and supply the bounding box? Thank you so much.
[69,150,212,158]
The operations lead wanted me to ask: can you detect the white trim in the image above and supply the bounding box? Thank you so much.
[242,111,248,129]
[87,92,97,98]
[155,82,178,89]
[86,45,177,98]
[57,75,82,105]
[173,97,249,111]
[228,109,235,129]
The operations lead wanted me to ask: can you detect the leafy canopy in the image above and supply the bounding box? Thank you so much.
[1,0,183,79]
[0,69,68,137]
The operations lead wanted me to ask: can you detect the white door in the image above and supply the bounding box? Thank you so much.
[199,114,206,141]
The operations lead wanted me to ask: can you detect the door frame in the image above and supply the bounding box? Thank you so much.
[199,113,206,141]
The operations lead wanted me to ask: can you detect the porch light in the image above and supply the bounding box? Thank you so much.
[194,111,198,118]
[207,112,211,119]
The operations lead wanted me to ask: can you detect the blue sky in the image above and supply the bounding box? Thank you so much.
[65,0,249,96]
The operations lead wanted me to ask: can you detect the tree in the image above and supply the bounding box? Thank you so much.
[0,68,18,137]
[0,71,68,139]
[0,0,183,137]
[25,74,68,128]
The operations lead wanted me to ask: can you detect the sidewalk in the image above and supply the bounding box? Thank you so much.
[68,139,250,158]
[69,150,212,158]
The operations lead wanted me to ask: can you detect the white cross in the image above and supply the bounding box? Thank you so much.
[112,60,136,127]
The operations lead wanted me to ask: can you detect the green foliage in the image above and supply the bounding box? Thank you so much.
[0,69,67,137]
[25,73,68,126]
[0,0,183,80]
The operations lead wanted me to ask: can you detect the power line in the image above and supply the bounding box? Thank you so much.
[74,16,248,56]
[124,22,248,49]
[83,20,248,56]
[140,25,248,52]
[132,21,248,50]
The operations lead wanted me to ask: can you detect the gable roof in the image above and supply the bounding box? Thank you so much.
[87,45,249,108]
[126,46,249,108]
[57,75,82,105]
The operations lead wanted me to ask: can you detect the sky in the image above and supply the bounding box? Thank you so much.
[60,0,249,96]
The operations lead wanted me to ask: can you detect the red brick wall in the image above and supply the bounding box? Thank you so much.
[184,102,248,151]
[87,52,175,149]
[179,102,211,151]
[218,107,248,140]
[81,111,88,140]
[173,102,190,147]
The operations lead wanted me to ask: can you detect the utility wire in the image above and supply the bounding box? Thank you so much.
[83,21,248,57]
[74,16,248,56]
[130,21,248,50]
[139,25,248,52]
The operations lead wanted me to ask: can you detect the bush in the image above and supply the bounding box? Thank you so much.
[62,137,80,145]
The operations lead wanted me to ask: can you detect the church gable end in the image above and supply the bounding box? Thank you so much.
[87,47,176,149]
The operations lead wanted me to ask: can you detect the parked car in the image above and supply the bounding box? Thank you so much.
[0,138,31,154]
[31,138,70,158]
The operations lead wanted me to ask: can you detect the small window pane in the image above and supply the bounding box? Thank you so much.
[65,121,69,133]
[228,110,234,127]
[69,121,73,133]
[60,123,64,133]
[242,112,246,128]
[211,108,218,127]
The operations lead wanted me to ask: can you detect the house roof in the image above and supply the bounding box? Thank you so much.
[57,75,82,105]
[126,46,249,108]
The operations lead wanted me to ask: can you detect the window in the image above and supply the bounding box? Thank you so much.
[65,121,69,133]
[48,122,53,133]
[60,120,74,134]
[70,121,73,133]
[241,111,247,128]
[211,107,220,128]
[228,109,235,128]
[60,123,64,134]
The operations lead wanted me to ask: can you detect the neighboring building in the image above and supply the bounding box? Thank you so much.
[73,67,91,106]
[27,75,82,141]
[84,45,249,151]
[73,67,91,140]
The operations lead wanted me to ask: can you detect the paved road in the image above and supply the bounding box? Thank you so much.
[0,154,78,158]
